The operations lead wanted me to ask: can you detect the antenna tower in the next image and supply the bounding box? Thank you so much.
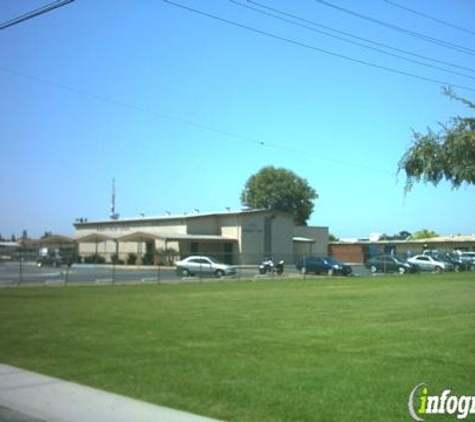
[110,178,119,219]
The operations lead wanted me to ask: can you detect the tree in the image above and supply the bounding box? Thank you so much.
[389,230,412,241]
[398,88,475,192]
[411,229,439,240]
[241,166,318,225]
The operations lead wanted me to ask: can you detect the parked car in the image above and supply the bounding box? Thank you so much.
[452,251,475,269]
[175,256,236,278]
[36,253,72,267]
[445,252,473,272]
[295,256,352,276]
[407,255,454,272]
[458,251,475,264]
[365,255,417,274]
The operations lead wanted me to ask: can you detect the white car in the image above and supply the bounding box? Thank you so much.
[456,251,475,265]
[175,255,236,278]
[407,255,454,272]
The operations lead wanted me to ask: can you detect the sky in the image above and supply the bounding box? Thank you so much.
[0,0,474,239]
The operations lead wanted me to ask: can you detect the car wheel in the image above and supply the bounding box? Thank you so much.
[215,269,224,278]
[327,268,334,276]
[370,265,378,274]
[435,266,443,273]
[398,266,406,274]
[182,268,190,277]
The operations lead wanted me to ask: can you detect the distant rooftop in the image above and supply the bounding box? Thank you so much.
[333,234,475,244]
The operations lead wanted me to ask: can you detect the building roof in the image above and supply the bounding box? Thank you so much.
[73,208,286,228]
[75,231,237,243]
[30,235,76,246]
[0,241,21,248]
[331,234,475,245]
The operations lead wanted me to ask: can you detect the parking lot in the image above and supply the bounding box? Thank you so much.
[0,261,377,287]
[0,262,297,286]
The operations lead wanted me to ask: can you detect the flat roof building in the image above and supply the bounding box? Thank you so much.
[74,209,328,265]
[330,234,475,263]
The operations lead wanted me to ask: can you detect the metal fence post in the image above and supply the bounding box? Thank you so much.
[17,251,23,287]
[112,258,116,286]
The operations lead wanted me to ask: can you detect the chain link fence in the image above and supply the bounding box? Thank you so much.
[0,250,369,287]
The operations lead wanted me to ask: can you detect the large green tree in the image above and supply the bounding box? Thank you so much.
[241,166,318,225]
[398,89,475,191]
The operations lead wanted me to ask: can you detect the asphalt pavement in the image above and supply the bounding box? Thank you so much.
[0,262,374,288]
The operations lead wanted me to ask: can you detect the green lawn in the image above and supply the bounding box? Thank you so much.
[0,274,474,421]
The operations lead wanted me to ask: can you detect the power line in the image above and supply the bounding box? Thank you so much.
[244,0,475,74]
[162,0,475,93]
[384,0,475,37]
[0,0,74,31]
[230,0,475,82]
[0,65,390,175]
[314,0,475,56]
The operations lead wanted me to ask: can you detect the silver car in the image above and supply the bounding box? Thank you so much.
[175,255,236,278]
[407,255,454,272]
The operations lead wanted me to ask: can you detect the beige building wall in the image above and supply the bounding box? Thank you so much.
[238,212,294,264]
[239,212,265,263]
[271,214,294,262]
[187,216,220,235]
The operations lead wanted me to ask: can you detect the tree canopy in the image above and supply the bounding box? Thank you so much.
[398,89,475,192]
[241,166,318,225]
[410,229,439,240]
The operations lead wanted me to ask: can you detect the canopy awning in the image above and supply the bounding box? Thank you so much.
[293,236,316,244]
[118,231,161,242]
[75,233,116,243]
[32,235,76,246]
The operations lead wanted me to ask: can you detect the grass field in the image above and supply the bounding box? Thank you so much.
[0,273,474,421]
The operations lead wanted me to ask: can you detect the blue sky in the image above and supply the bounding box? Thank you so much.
[0,0,474,239]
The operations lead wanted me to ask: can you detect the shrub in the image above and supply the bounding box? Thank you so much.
[127,253,137,265]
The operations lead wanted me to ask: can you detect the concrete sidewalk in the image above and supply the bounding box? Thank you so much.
[0,364,220,422]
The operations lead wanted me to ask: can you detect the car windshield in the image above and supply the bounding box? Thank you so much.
[207,257,220,264]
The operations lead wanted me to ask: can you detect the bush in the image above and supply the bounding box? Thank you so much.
[158,248,179,266]
[127,253,137,265]
[84,254,106,264]
[111,254,125,265]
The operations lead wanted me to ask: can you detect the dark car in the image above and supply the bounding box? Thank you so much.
[296,256,352,276]
[365,255,417,274]
[445,253,473,272]
[37,253,72,268]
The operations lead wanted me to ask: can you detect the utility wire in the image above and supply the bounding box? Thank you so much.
[384,0,475,37]
[0,65,389,175]
[162,0,475,93]
[245,0,475,74]
[230,0,475,81]
[0,0,74,31]
[314,0,475,56]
